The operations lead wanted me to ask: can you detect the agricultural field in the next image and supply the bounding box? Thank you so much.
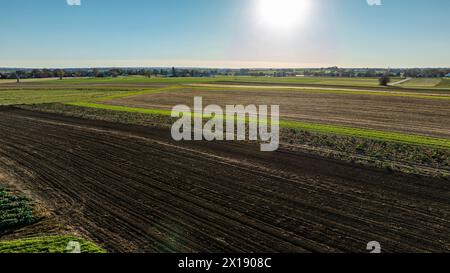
[399,78,443,88]
[0,76,449,253]
[103,87,450,139]
[0,236,105,253]
[228,76,387,87]
[2,0,450,258]
[0,89,138,105]
[437,78,450,88]
[0,108,448,252]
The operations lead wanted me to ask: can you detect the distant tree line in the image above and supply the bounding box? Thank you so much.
[1,67,449,81]
[0,67,220,81]
[300,67,450,78]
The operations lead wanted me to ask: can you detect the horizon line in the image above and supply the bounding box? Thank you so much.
[1,59,449,70]
[2,66,449,70]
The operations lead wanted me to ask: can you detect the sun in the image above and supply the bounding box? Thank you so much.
[257,0,312,30]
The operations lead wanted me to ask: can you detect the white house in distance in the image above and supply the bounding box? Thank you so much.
[446,73,450,78]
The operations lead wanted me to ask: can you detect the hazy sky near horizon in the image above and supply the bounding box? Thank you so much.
[1,0,449,68]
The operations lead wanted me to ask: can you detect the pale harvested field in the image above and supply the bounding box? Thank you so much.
[104,88,450,138]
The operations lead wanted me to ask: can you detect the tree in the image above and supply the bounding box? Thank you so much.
[109,69,120,78]
[31,69,43,78]
[171,67,177,77]
[93,68,100,78]
[57,69,65,80]
[379,75,391,86]
[15,71,22,83]
[42,68,52,78]
[74,71,82,78]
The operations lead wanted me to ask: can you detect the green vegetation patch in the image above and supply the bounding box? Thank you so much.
[89,85,182,102]
[399,78,442,88]
[0,85,183,106]
[0,235,105,253]
[437,78,450,88]
[280,120,450,150]
[0,89,135,106]
[68,102,173,116]
[282,128,450,176]
[22,103,175,128]
[0,188,35,231]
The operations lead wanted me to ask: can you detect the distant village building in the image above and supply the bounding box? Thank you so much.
[446,73,450,78]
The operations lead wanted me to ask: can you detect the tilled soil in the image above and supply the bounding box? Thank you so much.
[0,107,448,253]
[106,88,450,139]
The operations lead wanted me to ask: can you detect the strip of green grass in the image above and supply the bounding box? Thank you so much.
[280,120,450,149]
[0,85,180,106]
[0,89,134,105]
[0,236,105,253]
[90,85,182,102]
[65,102,450,149]
[68,102,174,116]
[437,78,450,88]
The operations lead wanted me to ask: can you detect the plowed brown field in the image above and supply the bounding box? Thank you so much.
[0,107,448,253]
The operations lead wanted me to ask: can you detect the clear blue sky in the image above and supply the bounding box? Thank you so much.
[1,0,449,68]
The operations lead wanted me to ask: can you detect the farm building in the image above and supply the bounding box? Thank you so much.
[446,73,450,78]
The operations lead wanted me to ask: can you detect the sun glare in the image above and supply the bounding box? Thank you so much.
[257,0,312,30]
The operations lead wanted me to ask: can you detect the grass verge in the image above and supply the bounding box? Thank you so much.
[0,235,105,253]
